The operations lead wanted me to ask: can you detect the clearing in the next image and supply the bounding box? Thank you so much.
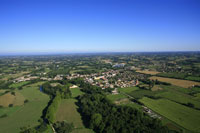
[70,87,84,98]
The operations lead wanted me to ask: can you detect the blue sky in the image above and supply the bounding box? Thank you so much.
[0,0,200,54]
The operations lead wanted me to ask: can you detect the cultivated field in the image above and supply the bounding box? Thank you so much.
[0,82,49,133]
[150,76,200,88]
[140,97,200,132]
[156,91,200,109]
[136,70,160,75]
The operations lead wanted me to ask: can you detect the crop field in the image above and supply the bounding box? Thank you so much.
[0,82,49,133]
[70,87,84,98]
[118,86,139,93]
[156,91,200,109]
[140,97,200,132]
[150,76,200,88]
[136,70,160,75]
[55,99,93,133]
[129,89,163,99]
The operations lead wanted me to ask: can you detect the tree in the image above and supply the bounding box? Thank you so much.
[53,121,74,133]
[90,113,102,128]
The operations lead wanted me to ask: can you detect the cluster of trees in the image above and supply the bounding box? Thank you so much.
[53,121,74,133]
[44,92,61,123]
[0,80,13,90]
[79,94,174,133]
[70,78,103,94]
[71,78,176,133]
[42,82,71,98]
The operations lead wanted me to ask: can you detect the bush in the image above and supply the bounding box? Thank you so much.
[24,99,29,103]
[18,87,23,90]
[53,121,74,133]
[9,104,13,107]
[0,114,8,118]
[11,92,15,96]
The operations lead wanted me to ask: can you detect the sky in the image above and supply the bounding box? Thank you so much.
[0,0,200,54]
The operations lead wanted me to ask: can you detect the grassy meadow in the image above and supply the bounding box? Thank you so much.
[9,81,30,89]
[0,82,49,133]
[70,87,84,98]
[107,93,127,101]
[55,99,93,133]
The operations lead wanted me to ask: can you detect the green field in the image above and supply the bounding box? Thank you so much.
[194,93,200,100]
[0,82,49,133]
[156,91,200,109]
[70,87,84,98]
[9,81,30,88]
[118,86,139,93]
[55,99,93,133]
[129,89,163,99]
[140,97,200,132]
[107,93,127,101]
[122,102,142,110]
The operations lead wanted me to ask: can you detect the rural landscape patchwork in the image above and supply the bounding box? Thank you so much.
[0,52,200,133]
[1,0,200,133]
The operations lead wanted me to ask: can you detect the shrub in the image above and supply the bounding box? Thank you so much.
[0,114,8,118]
[9,104,13,107]
[11,92,15,96]
[24,99,29,103]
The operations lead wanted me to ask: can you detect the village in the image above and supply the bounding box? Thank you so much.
[66,70,139,90]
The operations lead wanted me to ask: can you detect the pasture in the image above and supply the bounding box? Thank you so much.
[55,99,93,133]
[151,85,163,91]
[107,94,127,101]
[150,76,200,88]
[0,82,49,133]
[0,91,25,107]
[70,87,84,98]
[140,97,200,132]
